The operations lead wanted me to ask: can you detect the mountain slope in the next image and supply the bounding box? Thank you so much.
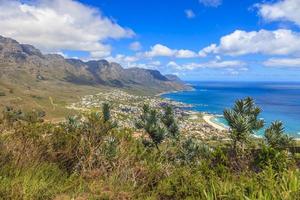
[0,35,190,117]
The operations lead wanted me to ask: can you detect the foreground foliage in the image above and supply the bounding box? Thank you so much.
[0,102,299,200]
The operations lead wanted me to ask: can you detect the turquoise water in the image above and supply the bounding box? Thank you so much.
[162,82,300,138]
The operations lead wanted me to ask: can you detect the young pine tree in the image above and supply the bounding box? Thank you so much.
[256,122,293,172]
[135,104,166,150]
[102,103,111,123]
[264,121,294,150]
[162,105,180,140]
[224,97,264,153]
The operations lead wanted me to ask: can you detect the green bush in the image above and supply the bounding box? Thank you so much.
[156,168,205,199]
[135,105,166,150]
[211,147,229,175]
[0,91,5,96]
[178,137,211,164]
[50,111,117,174]
[255,146,290,172]
[264,121,294,150]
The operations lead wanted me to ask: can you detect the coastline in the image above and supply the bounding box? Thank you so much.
[202,114,228,131]
[158,90,228,132]
[156,86,196,97]
[157,89,299,138]
[155,90,179,97]
[157,88,229,132]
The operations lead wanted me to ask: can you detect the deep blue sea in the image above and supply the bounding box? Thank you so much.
[162,82,300,138]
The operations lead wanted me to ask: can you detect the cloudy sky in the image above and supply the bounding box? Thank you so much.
[0,0,300,81]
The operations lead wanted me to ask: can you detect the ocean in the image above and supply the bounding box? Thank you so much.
[162,82,300,138]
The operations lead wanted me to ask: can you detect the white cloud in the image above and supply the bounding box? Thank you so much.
[90,50,111,59]
[125,62,161,70]
[199,44,217,57]
[257,0,300,27]
[167,60,245,71]
[185,9,195,19]
[54,51,68,58]
[183,60,245,70]
[106,54,139,64]
[144,44,198,58]
[199,0,222,7]
[263,57,300,67]
[199,29,300,56]
[123,56,139,63]
[176,49,198,58]
[144,44,176,57]
[116,61,145,69]
[167,61,183,70]
[0,0,134,58]
[105,54,163,70]
[129,41,142,51]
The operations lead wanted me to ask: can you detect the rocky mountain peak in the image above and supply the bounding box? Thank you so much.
[0,36,45,62]
[21,44,43,58]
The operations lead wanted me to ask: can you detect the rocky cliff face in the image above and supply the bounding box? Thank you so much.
[0,35,189,92]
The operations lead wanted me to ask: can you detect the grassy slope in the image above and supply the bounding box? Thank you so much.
[0,78,110,119]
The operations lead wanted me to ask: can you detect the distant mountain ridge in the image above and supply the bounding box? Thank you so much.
[0,35,189,92]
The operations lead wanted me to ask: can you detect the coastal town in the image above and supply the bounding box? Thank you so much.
[67,89,228,140]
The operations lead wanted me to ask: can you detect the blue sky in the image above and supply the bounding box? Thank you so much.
[1,0,300,81]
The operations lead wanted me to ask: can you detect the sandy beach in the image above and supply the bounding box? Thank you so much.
[203,114,228,131]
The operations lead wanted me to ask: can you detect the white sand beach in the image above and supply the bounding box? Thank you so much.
[203,114,228,131]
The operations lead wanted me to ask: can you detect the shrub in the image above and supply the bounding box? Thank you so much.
[255,146,290,172]
[156,168,205,199]
[211,147,229,175]
[102,102,111,123]
[224,97,264,153]
[264,121,294,150]
[1,109,50,168]
[135,105,166,150]
[178,137,211,165]
[162,105,180,140]
[1,107,23,126]
[50,106,117,174]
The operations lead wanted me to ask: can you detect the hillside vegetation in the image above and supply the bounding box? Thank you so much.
[0,97,299,200]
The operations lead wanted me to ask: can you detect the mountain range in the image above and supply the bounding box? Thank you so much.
[0,35,188,91]
[0,35,190,117]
